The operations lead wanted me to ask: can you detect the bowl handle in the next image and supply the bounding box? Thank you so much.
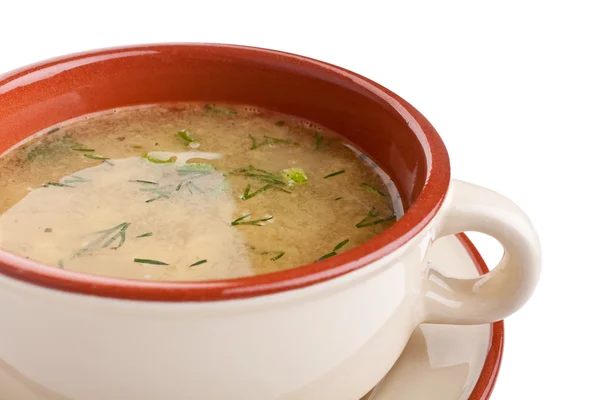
[422,179,541,324]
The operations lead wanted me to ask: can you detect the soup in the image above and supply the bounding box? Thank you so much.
[0,103,400,281]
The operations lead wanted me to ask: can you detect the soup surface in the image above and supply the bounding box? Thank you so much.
[0,103,400,281]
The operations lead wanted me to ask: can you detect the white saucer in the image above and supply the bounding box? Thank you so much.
[0,234,502,400]
[361,234,503,400]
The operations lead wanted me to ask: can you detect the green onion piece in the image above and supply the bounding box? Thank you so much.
[72,148,95,152]
[189,259,207,267]
[176,129,195,145]
[281,168,308,185]
[333,239,349,252]
[360,183,386,197]
[271,252,285,261]
[134,258,169,265]
[274,120,285,127]
[136,232,153,238]
[143,153,176,164]
[323,170,345,179]
[316,251,337,261]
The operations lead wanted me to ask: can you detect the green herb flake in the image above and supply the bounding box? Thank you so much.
[189,259,208,267]
[63,175,90,185]
[46,127,60,134]
[176,129,196,145]
[281,168,308,185]
[274,120,285,127]
[205,104,237,115]
[314,133,326,151]
[130,180,158,185]
[57,259,65,268]
[323,170,345,179]
[134,258,169,266]
[143,153,177,164]
[72,148,95,152]
[333,238,349,252]
[231,214,273,226]
[136,232,153,238]
[271,252,285,261]
[335,197,343,201]
[360,183,386,197]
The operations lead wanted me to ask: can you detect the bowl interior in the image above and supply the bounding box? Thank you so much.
[0,44,450,300]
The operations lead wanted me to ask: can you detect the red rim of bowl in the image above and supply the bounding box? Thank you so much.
[0,44,451,301]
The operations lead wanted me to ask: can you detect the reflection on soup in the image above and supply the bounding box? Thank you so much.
[0,104,400,281]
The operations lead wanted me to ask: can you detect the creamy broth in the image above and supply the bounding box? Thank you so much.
[0,104,398,281]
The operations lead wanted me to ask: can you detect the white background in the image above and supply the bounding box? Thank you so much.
[1,1,597,398]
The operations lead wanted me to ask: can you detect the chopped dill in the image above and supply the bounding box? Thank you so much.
[316,238,350,262]
[134,258,169,266]
[175,182,183,191]
[79,222,131,252]
[57,259,65,268]
[355,207,395,228]
[360,183,386,197]
[230,165,286,185]
[272,186,292,194]
[205,104,237,114]
[231,214,273,226]
[189,259,207,267]
[176,163,215,175]
[84,154,110,161]
[316,252,337,261]
[335,197,343,200]
[274,120,285,127]
[333,238,350,252]
[63,175,90,184]
[130,180,158,185]
[241,183,272,200]
[271,252,285,261]
[43,182,73,188]
[136,232,153,238]
[323,170,345,179]
[72,148,95,152]
[146,195,169,203]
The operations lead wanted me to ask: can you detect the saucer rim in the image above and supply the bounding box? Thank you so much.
[457,233,504,400]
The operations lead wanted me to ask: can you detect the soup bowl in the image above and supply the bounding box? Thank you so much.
[0,44,541,400]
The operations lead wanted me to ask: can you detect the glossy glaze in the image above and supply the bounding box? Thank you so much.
[0,44,538,399]
[0,234,504,400]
